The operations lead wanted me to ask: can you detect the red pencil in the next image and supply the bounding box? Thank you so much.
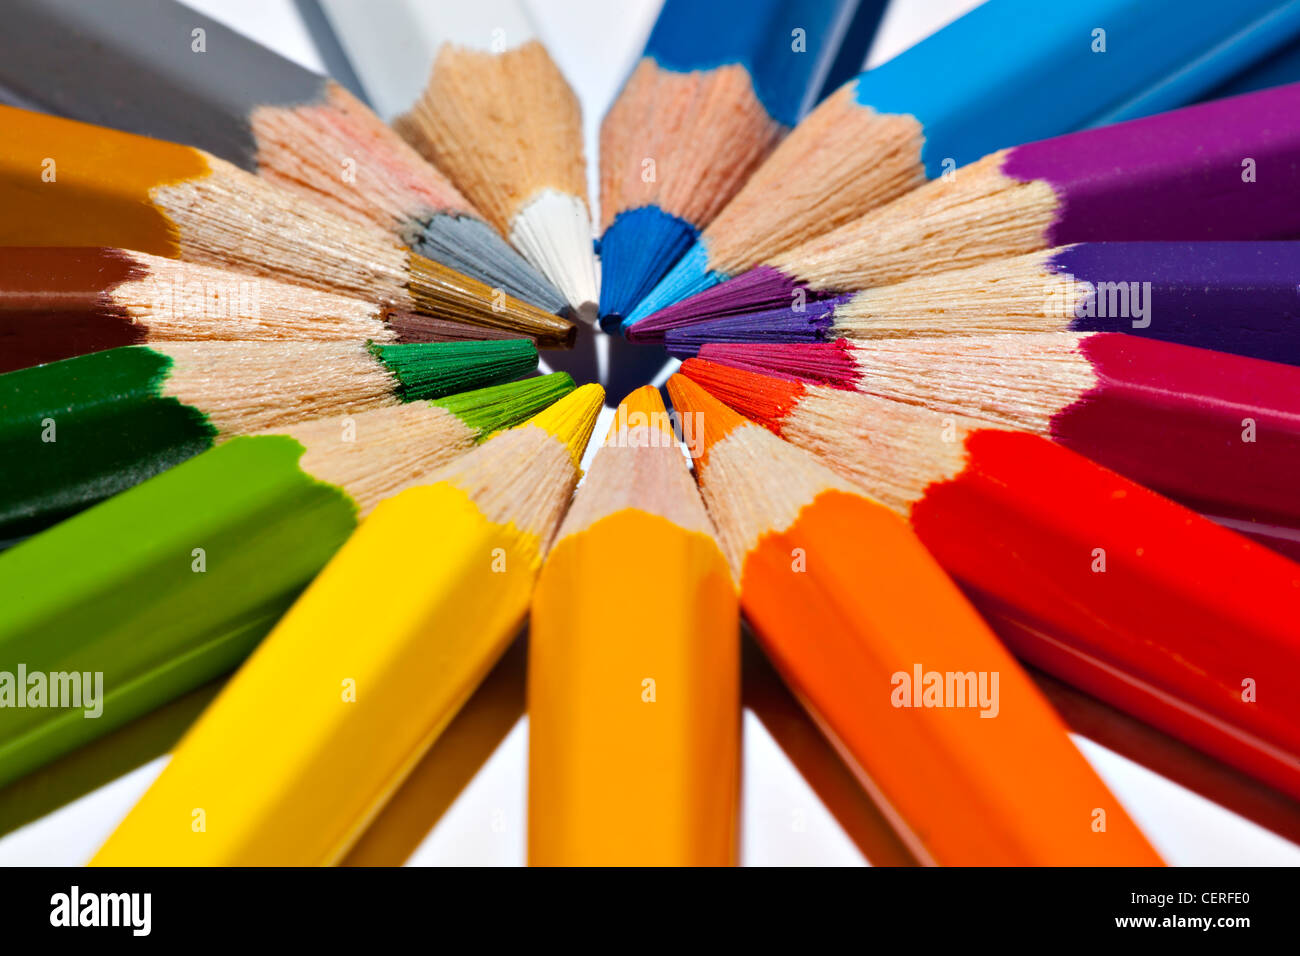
[693,333,1300,553]
[680,357,1300,801]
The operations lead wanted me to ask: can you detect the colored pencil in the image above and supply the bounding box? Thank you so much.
[1202,30,1300,100]
[740,637,919,866]
[686,334,1300,539]
[622,0,1300,332]
[0,247,459,373]
[380,312,526,345]
[678,360,1300,801]
[342,636,528,866]
[0,373,575,789]
[529,386,740,866]
[596,0,860,325]
[629,81,1300,341]
[0,338,537,539]
[0,0,566,315]
[665,241,1300,366]
[1027,664,1300,849]
[0,679,223,841]
[664,374,1160,865]
[0,105,575,348]
[91,384,603,865]
[318,0,599,316]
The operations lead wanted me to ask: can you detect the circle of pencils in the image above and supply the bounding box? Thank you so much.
[5,0,1300,870]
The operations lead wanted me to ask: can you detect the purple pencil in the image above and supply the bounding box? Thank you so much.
[630,82,1300,343]
[662,241,1300,365]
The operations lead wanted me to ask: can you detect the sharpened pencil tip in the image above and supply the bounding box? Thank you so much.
[666,373,752,465]
[696,341,861,388]
[524,382,604,469]
[618,385,667,417]
[434,371,576,439]
[405,252,578,349]
[679,358,805,435]
[597,206,699,322]
[367,339,537,401]
[509,190,600,315]
[605,386,675,445]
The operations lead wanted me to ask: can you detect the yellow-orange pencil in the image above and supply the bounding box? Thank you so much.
[528,386,740,866]
[91,384,602,866]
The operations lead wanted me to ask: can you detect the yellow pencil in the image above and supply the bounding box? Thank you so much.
[91,384,603,866]
[528,386,740,865]
[342,637,528,867]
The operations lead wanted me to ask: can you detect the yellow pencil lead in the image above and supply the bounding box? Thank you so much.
[521,382,604,470]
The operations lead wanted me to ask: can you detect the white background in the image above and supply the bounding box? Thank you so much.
[2,0,1297,866]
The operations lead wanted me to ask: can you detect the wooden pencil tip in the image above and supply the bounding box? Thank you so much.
[523,382,604,470]
[510,191,600,314]
[679,358,805,435]
[666,373,752,467]
[383,309,528,343]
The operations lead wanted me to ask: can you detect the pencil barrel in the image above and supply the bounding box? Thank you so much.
[528,511,740,866]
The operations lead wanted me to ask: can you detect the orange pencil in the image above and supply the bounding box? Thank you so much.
[528,386,740,865]
[666,374,1162,865]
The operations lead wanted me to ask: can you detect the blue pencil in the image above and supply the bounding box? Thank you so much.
[1200,31,1300,100]
[597,0,866,328]
[621,0,1300,335]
